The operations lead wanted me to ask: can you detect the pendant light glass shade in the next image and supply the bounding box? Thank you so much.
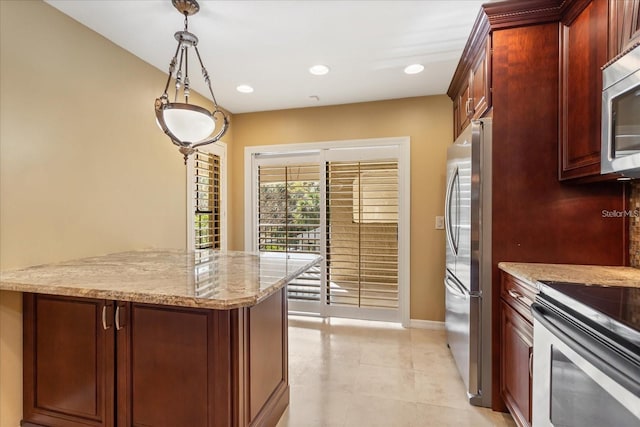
[160,104,216,143]
[155,0,229,163]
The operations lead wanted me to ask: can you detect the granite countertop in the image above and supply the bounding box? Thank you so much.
[0,249,322,309]
[499,262,640,289]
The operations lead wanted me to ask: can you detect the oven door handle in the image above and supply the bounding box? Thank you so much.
[532,303,640,397]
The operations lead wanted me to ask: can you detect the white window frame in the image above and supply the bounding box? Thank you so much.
[187,142,227,251]
[245,137,410,326]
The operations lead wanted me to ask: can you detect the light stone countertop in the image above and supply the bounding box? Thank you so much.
[499,262,640,289]
[0,249,322,309]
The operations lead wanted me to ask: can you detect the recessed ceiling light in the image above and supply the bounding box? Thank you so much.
[309,65,330,76]
[404,64,424,75]
[236,84,254,93]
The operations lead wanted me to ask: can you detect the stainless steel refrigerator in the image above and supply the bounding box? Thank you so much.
[444,118,492,407]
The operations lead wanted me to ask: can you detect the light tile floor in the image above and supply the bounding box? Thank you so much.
[277,316,516,427]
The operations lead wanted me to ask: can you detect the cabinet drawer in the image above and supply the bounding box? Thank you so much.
[501,272,538,323]
[500,300,533,427]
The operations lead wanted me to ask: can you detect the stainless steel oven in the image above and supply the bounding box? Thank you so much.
[601,44,640,177]
[531,283,640,427]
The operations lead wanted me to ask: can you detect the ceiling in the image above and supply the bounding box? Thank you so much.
[45,0,489,114]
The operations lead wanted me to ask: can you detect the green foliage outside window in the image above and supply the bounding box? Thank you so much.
[259,181,320,252]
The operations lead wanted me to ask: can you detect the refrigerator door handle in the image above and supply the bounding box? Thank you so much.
[445,275,467,298]
[444,166,459,256]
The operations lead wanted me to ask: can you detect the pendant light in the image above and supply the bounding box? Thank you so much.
[155,0,229,163]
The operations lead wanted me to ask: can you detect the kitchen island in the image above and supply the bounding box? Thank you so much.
[0,249,321,427]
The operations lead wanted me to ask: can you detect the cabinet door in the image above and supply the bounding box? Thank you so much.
[453,96,461,139]
[23,294,115,427]
[470,39,491,119]
[500,300,533,427]
[116,303,233,427]
[246,290,289,426]
[559,0,610,180]
[457,84,471,136]
[609,0,640,59]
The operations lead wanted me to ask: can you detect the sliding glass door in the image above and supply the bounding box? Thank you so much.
[251,144,404,322]
[256,154,323,313]
[326,160,399,315]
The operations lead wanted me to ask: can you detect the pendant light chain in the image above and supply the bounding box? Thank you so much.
[161,43,181,101]
[182,13,190,103]
[194,47,219,108]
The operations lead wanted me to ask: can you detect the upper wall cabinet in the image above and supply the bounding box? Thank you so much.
[450,0,638,180]
[558,0,609,180]
[609,0,640,59]
[450,30,491,139]
[558,0,639,181]
[470,41,491,124]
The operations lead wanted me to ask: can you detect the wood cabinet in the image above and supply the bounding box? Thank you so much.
[454,83,471,137]
[609,0,640,59]
[22,291,288,427]
[500,272,537,427]
[451,36,491,139]
[449,0,628,416]
[23,296,114,427]
[470,42,490,122]
[116,302,235,427]
[558,0,639,180]
[559,0,611,180]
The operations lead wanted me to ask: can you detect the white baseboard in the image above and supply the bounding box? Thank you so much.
[408,319,445,330]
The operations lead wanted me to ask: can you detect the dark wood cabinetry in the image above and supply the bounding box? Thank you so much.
[451,35,491,139]
[449,0,629,417]
[559,0,611,180]
[609,0,640,59]
[470,41,490,122]
[23,296,114,427]
[500,273,537,427]
[22,291,288,427]
[558,0,640,180]
[116,303,234,427]
[453,84,470,138]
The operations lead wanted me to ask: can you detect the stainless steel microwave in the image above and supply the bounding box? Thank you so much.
[601,45,640,178]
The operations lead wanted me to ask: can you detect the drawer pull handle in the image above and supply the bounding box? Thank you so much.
[507,288,534,307]
[115,306,123,331]
[507,289,522,299]
[529,351,533,378]
[101,305,110,330]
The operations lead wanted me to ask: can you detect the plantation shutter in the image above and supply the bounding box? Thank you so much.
[326,160,399,309]
[194,151,220,249]
[257,164,321,301]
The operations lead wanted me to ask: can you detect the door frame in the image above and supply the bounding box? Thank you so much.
[244,137,410,326]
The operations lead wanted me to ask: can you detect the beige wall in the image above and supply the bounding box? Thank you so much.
[229,96,452,321]
[0,1,203,425]
[0,3,452,425]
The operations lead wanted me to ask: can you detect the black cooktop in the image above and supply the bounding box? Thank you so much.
[537,281,640,351]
